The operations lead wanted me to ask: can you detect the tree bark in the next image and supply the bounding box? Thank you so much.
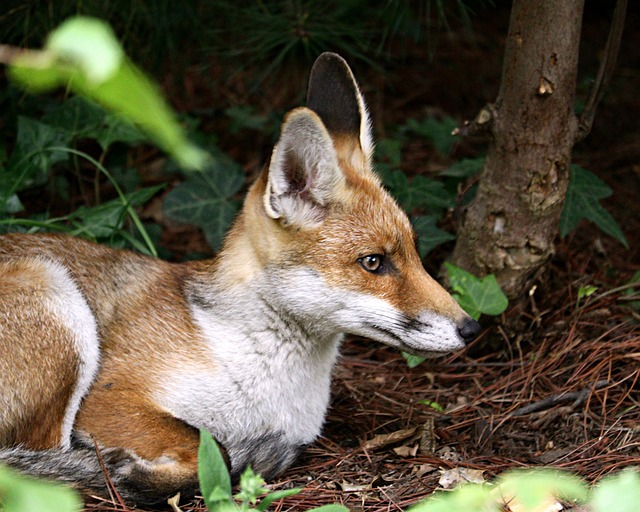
[450,0,585,298]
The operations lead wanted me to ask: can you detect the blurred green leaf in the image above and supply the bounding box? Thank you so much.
[407,483,494,512]
[591,470,640,512]
[498,470,588,511]
[0,465,81,512]
[307,506,350,512]
[560,164,627,247]
[9,16,208,170]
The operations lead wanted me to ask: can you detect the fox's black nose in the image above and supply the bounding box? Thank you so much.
[458,318,481,343]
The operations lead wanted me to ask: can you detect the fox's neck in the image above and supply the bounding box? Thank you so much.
[180,266,342,455]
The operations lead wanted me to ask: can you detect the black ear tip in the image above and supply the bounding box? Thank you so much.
[310,52,349,79]
[458,318,481,343]
[307,52,362,138]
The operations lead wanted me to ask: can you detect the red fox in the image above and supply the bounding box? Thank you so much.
[0,53,480,504]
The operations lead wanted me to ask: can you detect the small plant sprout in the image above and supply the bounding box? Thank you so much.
[577,284,598,308]
[197,430,347,512]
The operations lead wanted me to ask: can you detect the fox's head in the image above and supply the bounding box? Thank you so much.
[224,53,480,356]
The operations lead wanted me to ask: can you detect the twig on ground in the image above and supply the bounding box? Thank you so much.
[510,380,610,417]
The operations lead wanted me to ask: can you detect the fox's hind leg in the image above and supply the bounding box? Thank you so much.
[0,258,99,450]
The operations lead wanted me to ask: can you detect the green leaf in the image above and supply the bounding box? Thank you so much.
[0,465,82,512]
[440,158,484,178]
[412,215,456,258]
[623,271,640,311]
[560,164,627,247]
[591,470,640,512]
[577,285,598,300]
[444,263,508,320]
[375,138,404,168]
[98,112,147,150]
[163,159,244,251]
[307,505,351,512]
[418,400,444,412]
[405,116,458,156]
[198,429,233,511]
[256,489,302,511]
[225,105,270,134]
[3,116,72,188]
[235,467,268,506]
[41,96,107,139]
[402,352,426,368]
[383,171,454,213]
[497,469,588,510]
[9,16,208,170]
[407,484,494,512]
[69,186,163,239]
[46,16,124,84]
[41,97,147,150]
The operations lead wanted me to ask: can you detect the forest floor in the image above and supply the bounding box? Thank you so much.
[79,4,639,511]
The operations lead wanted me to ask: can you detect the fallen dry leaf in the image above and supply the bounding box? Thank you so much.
[393,444,419,457]
[364,427,417,450]
[438,467,486,489]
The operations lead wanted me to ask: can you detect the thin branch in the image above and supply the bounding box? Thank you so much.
[510,380,610,417]
[452,103,496,138]
[577,0,628,141]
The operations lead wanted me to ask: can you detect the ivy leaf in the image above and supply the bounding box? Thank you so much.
[41,96,107,139]
[383,171,454,213]
[405,116,458,156]
[412,215,456,258]
[560,164,627,247]
[440,157,484,178]
[444,263,508,320]
[1,116,72,213]
[69,185,163,238]
[163,159,244,252]
[41,97,146,150]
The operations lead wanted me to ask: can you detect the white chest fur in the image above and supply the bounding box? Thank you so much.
[153,275,343,476]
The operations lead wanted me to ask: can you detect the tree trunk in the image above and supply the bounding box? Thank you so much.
[450,0,585,298]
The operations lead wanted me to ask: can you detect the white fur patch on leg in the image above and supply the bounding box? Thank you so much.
[38,259,100,449]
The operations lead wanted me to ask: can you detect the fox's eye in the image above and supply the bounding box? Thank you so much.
[358,254,386,274]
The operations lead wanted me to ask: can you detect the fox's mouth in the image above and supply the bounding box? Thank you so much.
[364,320,465,357]
[398,341,457,358]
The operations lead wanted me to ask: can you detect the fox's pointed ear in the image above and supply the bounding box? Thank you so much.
[264,108,344,228]
[307,52,373,170]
